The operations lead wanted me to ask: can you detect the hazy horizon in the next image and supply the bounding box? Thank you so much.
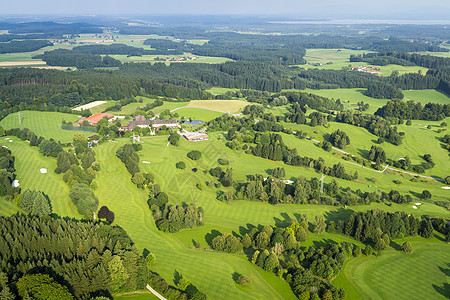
[1,0,449,22]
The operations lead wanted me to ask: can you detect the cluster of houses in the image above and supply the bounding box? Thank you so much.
[153,56,198,62]
[351,65,380,73]
[75,114,208,141]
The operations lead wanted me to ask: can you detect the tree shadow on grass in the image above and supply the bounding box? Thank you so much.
[313,238,338,248]
[173,270,182,286]
[432,263,450,298]
[432,283,450,298]
[389,240,402,251]
[408,190,422,198]
[273,212,293,228]
[232,272,242,283]
[357,148,370,159]
[205,229,222,246]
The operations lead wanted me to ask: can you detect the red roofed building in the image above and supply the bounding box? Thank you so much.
[77,113,115,126]
[182,132,208,141]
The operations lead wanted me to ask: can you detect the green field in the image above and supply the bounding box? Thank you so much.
[172,108,224,121]
[0,139,80,218]
[185,100,249,113]
[403,90,450,105]
[283,115,450,182]
[297,49,428,76]
[206,87,240,95]
[334,241,450,300]
[0,111,92,142]
[1,109,449,299]
[92,136,448,299]
[302,88,389,114]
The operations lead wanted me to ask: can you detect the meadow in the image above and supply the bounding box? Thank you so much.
[297,49,428,76]
[402,90,450,105]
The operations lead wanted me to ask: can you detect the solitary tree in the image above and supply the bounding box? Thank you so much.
[402,241,412,254]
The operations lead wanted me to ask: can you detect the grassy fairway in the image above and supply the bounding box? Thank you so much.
[282,115,450,181]
[0,111,91,142]
[335,241,450,300]
[94,139,297,300]
[185,100,249,113]
[0,139,80,218]
[0,198,18,217]
[302,88,390,114]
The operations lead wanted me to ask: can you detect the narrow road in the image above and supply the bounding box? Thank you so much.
[170,106,242,117]
[146,284,167,300]
[304,136,444,182]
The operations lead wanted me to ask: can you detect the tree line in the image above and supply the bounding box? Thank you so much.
[0,40,52,54]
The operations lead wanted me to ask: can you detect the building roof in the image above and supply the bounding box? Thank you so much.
[80,113,115,124]
[183,132,208,140]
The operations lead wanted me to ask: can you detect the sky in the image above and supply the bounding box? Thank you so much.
[1,0,450,20]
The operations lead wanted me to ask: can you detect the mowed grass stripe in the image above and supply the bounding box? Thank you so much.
[341,243,450,300]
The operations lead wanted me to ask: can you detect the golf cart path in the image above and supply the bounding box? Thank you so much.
[305,137,444,182]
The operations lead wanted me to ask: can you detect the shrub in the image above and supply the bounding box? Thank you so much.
[218,157,230,165]
[176,161,186,169]
[236,275,251,287]
[187,150,202,160]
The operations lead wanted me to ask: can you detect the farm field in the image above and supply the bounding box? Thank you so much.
[0,111,92,142]
[184,99,249,113]
[297,49,428,76]
[206,87,240,95]
[172,107,223,121]
[335,241,450,300]
[403,90,450,105]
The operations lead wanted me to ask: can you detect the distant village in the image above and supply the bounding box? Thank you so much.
[153,56,198,62]
[74,113,208,142]
[351,65,381,74]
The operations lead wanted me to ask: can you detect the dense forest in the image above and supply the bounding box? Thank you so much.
[0,215,150,299]
[0,40,53,54]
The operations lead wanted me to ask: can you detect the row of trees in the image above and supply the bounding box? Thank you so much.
[233,173,413,206]
[0,40,52,53]
[0,144,20,197]
[6,127,63,157]
[375,99,450,121]
[334,112,403,145]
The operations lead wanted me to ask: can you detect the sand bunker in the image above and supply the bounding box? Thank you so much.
[40,168,47,174]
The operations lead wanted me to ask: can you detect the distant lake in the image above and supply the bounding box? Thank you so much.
[268,19,450,25]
